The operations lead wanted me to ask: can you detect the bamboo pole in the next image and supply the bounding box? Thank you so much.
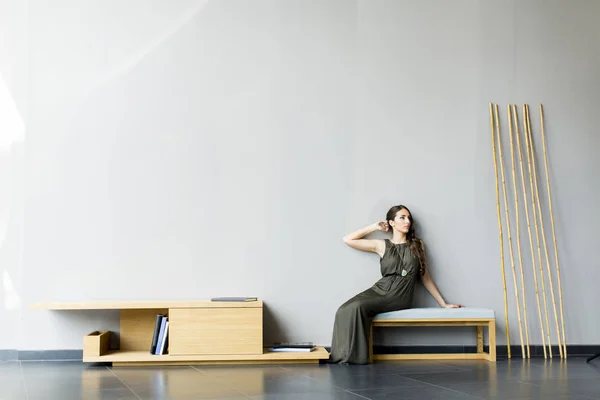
[526,104,564,358]
[523,104,553,358]
[539,104,567,357]
[514,104,547,358]
[502,105,526,358]
[508,105,531,358]
[490,103,511,358]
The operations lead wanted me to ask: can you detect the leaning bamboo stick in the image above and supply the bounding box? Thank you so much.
[490,103,511,358]
[502,104,526,359]
[526,104,564,358]
[523,104,553,358]
[508,105,531,358]
[514,104,547,359]
[539,104,567,357]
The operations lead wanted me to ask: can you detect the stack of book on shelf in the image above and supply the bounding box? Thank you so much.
[150,314,169,355]
[268,342,316,352]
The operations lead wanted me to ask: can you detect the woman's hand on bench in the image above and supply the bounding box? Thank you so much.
[442,303,464,308]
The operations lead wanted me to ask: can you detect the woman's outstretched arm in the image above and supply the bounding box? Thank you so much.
[421,270,462,308]
[343,222,387,257]
[419,241,463,308]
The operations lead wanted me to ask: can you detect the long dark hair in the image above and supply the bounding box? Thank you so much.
[386,205,426,275]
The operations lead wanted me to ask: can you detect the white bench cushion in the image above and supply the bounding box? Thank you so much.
[373,307,495,321]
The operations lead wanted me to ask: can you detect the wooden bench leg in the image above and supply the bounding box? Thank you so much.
[487,320,496,362]
[477,326,483,353]
[368,324,374,363]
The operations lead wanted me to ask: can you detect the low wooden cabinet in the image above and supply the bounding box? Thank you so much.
[30,299,329,366]
[169,307,262,355]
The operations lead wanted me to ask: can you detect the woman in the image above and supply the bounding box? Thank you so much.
[328,204,462,365]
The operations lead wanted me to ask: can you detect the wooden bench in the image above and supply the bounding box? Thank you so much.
[369,307,496,362]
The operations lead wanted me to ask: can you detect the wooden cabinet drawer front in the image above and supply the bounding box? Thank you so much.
[169,308,262,355]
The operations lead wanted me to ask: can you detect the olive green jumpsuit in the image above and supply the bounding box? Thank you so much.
[328,239,422,364]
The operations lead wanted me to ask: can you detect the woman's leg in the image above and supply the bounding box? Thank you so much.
[328,289,385,365]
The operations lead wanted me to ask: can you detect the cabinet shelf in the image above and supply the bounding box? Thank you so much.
[84,347,330,366]
[32,298,329,366]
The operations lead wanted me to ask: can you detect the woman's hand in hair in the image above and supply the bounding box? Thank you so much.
[373,221,389,232]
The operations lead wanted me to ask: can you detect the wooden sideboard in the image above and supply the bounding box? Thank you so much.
[30,299,329,366]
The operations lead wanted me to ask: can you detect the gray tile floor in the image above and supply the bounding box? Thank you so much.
[2,357,600,400]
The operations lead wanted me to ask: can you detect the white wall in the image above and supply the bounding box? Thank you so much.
[1,0,599,351]
[0,0,27,351]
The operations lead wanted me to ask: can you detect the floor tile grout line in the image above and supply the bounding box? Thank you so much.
[396,369,473,376]
[429,359,553,371]
[516,379,544,387]
[18,361,29,400]
[207,364,364,399]
[189,364,208,375]
[189,364,254,398]
[429,360,488,371]
[282,363,486,393]
[342,389,374,399]
[281,363,470,377]
[106,365,143,400]
[234,365,292,399]
[399,375,487,399]
[290,367,412,399]
[515,377,600,399]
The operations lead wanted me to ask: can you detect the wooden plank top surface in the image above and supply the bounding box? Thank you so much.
[30,299,263,310]
[82,347,329,363]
